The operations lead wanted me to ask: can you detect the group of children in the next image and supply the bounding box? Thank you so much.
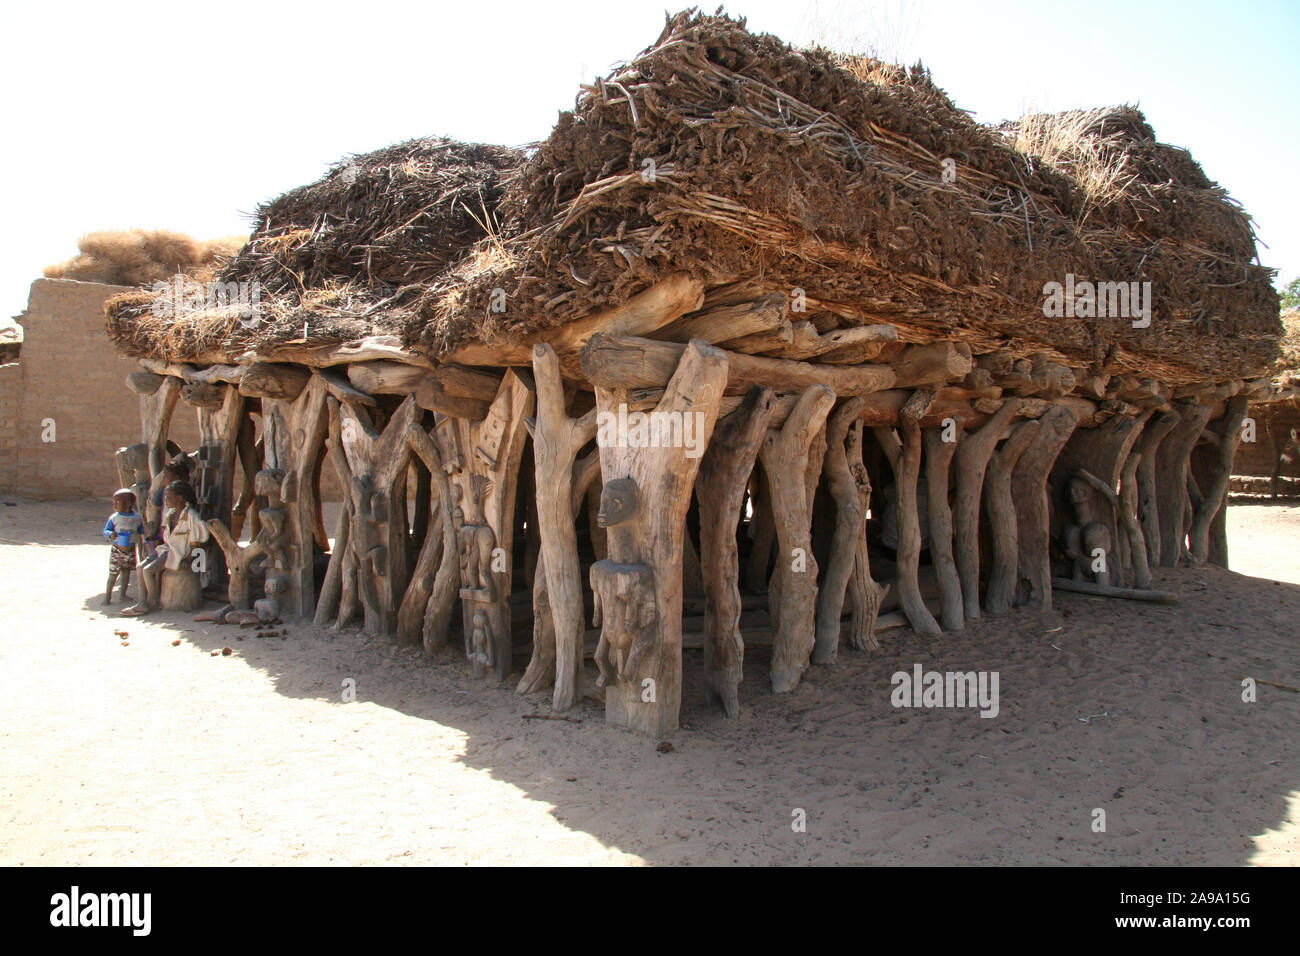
[102,454,210,616]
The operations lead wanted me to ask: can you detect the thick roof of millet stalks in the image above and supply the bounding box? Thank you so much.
[105,10,1281,385]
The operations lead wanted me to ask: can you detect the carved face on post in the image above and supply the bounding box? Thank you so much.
[596,477,640,529]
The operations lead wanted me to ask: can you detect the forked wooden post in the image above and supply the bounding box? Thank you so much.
[1155,404,1213,567]
[698,386,774,714]
[924,420,964,631]
[874,389,940,636]
[527,343,598,711]
[1188,396,1248,567]
[1011,403,1078,609]
[441,370,535,679]
[953,399,1021,620]
[814,396,868,662]
[251,373,329,618]
[984,419,1040,615]
[586,339,727,735]
[761,384,835,691]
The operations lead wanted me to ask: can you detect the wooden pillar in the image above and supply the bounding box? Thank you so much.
[404,420,463,652]
[1155,404,1213,567]
[590,340,727,735]
[924,420,964,631]
[843,421,888,651]
[527,343,598,711]
[1188,396,1248,567]
[1134,410,1179,565]
[1011,404,1078,609]
[953,399,1020,620]
[252,372,330,619]
[698,386,774,715]
[761,385,836,691]
[814,397,870,662]
[440,370,535,679]
[874,389,941,636]
[984,419,1040,615]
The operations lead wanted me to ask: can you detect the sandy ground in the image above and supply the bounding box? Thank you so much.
[1,496,1296,866]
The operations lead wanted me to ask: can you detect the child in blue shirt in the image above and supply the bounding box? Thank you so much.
[103,488,144,605]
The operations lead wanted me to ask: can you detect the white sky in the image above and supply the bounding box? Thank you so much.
[1,0,1296,324]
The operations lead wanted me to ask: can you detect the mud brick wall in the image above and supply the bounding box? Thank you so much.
[0,279,201,499]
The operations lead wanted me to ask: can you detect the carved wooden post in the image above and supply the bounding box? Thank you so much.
[441,370,534,679]
[761,385,835,691]
[698,386,773,714]
[190,383,245,588]
[587,340,727,735]
[984,419,1040,615]
[953,399,1020,620]
[330,396,419,637]
[251,372,330,618]
[1188,396,1248,567]
[1011,404,1078,609]
[1155,404,1213,567]
[874,389,940,636]
[526,343,598,711]
[924,419,964,631]
[814,397,868,662]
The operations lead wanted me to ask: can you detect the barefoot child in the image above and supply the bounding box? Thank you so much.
[103,488,144,605]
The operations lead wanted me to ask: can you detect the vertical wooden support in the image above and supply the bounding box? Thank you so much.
[592,341,727,735]
[1119,451,1152,588]
[953,399,1020,620]
[192,384,246,588]
[761,385,836,691]
[527,343,598,711]
[984,420,1040,615]
[518,447,603,695]
[843,421,888,651]
[404,420,463,652]
[257,374,329,618]
[327,396,419,636]
[444,370,535,679]
[874,389,941,636]
[924,421,964,631]
[1155,404,1213,567]
[814,397,869,662]
[136,372,181,481]
[1135,410,1179,565]
[1011,404,1078,609]
[1188,396,1248,567]
[698,386,774,715]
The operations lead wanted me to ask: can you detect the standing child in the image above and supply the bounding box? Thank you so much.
[103,488,144,605]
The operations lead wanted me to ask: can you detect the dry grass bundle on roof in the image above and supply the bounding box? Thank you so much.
[107,10,1280,385]
[46,230,245,287]
[407,10,1278,382]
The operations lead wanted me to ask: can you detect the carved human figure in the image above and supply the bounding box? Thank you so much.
[255,574,289,623]
[1063,475,1113,586]
[596,477,640,528]
[469,608,494,669]
[590,560,657,686]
